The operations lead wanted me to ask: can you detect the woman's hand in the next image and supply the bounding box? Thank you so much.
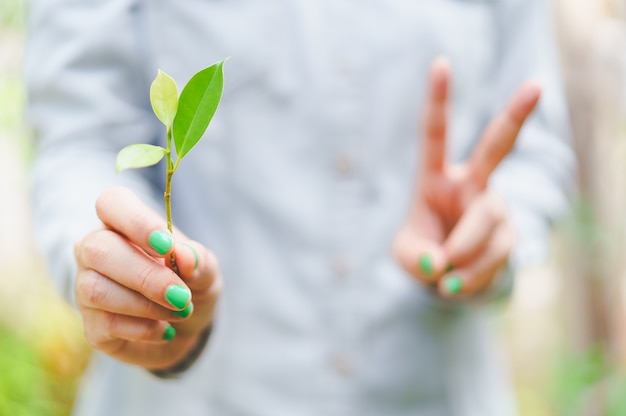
[393,58,541,298]
[74,187,222,371]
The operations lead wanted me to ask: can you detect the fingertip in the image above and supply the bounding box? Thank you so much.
[439,274,464,297]
[173,242,201,280]
[416,248,448,282]
[523,80,542,102]
[524,78,542,91]
[431,56,451,75]
[511,80,542,122]
[429,57,451,98]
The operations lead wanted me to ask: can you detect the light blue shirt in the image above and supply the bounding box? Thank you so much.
[26,0,575,415]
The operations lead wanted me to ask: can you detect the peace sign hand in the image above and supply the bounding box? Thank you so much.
[393,58,542,299]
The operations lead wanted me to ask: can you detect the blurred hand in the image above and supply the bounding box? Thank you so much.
[393,58,541,298]
[74,187,221,371]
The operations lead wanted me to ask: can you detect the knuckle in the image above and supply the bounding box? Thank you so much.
[106,340,128,358]
[102,311,121,338]
[83,328,100,349]
[136,264,159,297]
[142,297,163,319]
[75,271,106,308]
[96,187,129,216]
[127,209,150,238]
[74,238,83,263]
[138,320,160,342]
[82,316,108,350]
[79,231,113,268]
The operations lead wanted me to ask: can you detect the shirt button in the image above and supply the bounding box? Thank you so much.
[330,353,352,377]
[330,255,350,278]
[333,153,355,175]
[333,55,358,76]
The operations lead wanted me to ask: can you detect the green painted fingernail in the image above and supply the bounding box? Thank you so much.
[183,243,199,270]
[445,263,454,273]
[163,325,176,342]
[173,302,193,319]
[149,230,172,255]
[166,284,191,309]
[443,275,463,295]
[418,253,434,276]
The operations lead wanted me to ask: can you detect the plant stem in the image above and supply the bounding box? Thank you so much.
[165,127,179,275]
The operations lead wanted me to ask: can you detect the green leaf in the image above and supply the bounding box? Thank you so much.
[172,59,226,160]
[116,144,167,172]
[150,70,178,126]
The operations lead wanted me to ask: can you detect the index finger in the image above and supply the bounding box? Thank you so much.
[468,81,542,188]
[421,57,451,174]
[96,187,173,258]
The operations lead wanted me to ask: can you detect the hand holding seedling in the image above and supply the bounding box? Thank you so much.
[73,61,225,371]
[393,58,541,298]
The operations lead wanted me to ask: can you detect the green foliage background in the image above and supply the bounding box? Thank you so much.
[0,1,91,415]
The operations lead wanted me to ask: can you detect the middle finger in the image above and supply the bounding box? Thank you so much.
[76,269,193,321]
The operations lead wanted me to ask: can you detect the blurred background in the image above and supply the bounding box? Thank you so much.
[2,0,626,415]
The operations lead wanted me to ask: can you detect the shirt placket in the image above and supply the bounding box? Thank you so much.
[319,1,367,413]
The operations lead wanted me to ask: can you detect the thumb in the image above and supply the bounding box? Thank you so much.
[169,240,219,297]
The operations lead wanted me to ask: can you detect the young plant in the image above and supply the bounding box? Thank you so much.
[116,59,226,273]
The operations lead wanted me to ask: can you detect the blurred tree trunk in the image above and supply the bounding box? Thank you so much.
[554,0,626,412]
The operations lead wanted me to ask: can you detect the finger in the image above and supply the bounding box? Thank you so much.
[76,229,192,311]
[86,327,203,370]
[468,81,541,187]
[437,222,515,298]
[443,192,506,267]
[96,187,174,258]
[166,241,222,336]
[170,241,219,298]
[75,270,194,321]
[82,309,176,348]
[393,229,449,285]
[421,57,451,173]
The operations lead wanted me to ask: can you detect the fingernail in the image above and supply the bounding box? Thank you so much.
[173,302,193,319]
[183,243,199,270]
[149,230,173,255]
[445,263,454,273]
[163,325,176,342]
[166,284,191,309]
[418,253,434,276]
[443,275,463,295]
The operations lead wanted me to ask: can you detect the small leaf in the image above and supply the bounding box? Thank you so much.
[116,144,167,172]
[173,59,226,160]
[150,70,179,126]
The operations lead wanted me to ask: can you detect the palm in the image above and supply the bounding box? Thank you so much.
[418,165,479,238]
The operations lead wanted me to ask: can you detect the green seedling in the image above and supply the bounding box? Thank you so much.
[116,59,226,272]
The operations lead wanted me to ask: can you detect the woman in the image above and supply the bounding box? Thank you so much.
[26,0,575,414]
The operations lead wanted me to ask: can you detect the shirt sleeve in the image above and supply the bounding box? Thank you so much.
[25,0,163,305]
[488,0,577,270]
